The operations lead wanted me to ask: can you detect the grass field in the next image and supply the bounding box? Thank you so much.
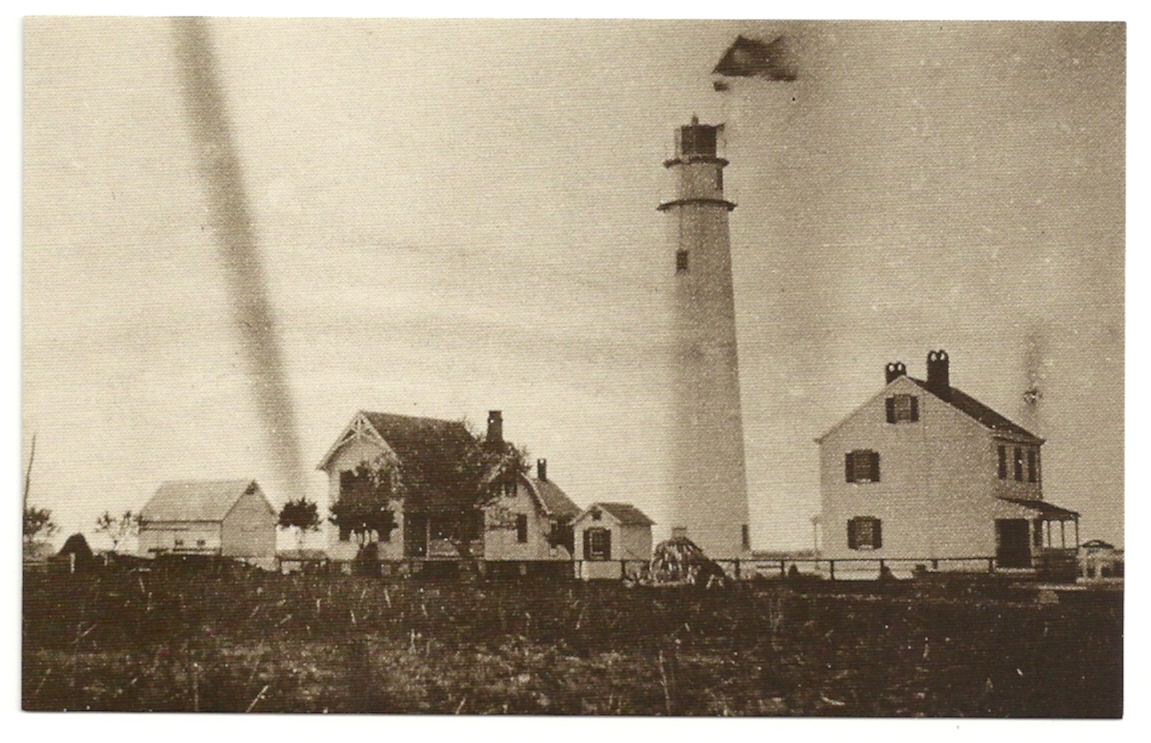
[22,568,1122,716]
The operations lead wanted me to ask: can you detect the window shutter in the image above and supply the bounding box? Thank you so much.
[885,397,896,423]
[604,529,612,561]
[583,530,592,559]
[870,451,881,483]
[910,396,919,421]
[845,452,855,483]
[998,445,1007,479]
[873,520,882,549]
[847,519,857,550]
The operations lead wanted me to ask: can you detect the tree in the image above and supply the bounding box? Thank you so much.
[94,510,140,553]
[24,506,57,546]
[277,497,322,551]
[328,458,400,550]
[392,419,529,558]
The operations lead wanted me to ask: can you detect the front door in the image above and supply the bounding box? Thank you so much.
[995,519,1032,569]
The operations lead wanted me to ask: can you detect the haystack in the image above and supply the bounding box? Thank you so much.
[648,536,727,587]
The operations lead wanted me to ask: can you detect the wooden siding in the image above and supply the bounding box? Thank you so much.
[220,487,276,558]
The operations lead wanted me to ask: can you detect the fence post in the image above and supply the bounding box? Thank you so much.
[734,559,741,581]
[829,560,835,581]
[779,560,786,578]
[987,557,995,574]
[621,560,627,581]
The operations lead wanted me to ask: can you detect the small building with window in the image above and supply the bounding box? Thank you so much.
[817,350,1079,572]
[138,479,277,560]
[572,502,655,580]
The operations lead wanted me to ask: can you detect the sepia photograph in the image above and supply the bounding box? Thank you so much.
[21,15,1124,717]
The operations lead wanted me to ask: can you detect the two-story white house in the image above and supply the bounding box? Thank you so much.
[317,410,580,562]
[817,350,1079,572]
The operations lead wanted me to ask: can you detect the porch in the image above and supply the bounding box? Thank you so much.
[995,497,1080,578]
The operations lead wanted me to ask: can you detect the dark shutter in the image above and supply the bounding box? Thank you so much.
[870,451,881,483]
[1027,450,1037,483]
[583,529,592,559]
[910,396,919,421]
[998,445,1007,479]
[516,514,528,543]
[845,452,855,483]
[885,397,896,423]
[847,519,858,550]
[872,519,882,549]
[603,530,612,561]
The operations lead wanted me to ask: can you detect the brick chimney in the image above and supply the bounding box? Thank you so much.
[537,458,548,482]
[486,410,503,445]
[885,361,907,385]
[926,350,951,400]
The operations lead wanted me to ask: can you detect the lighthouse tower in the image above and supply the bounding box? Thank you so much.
[658,117,751,559]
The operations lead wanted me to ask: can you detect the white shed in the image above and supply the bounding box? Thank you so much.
[572,502,654,580]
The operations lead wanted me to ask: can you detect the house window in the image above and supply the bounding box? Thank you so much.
[1014,447,1024,481]
[845,450,880,483]
[847,517,882,550]
[197,539,206,547]
[591,508,602,521]
[174,538,185,548]
[676,250,689,273]
[998,445,1007,479]
[516,514,529,543]
[885,394,919,423]
[584,527,611,560]
[1027,450,1038,483]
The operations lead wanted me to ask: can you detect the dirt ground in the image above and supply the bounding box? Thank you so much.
[22,568,1122,716]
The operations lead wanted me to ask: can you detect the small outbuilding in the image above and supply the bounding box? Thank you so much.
[138,479,276,560]
[572,502,654,580]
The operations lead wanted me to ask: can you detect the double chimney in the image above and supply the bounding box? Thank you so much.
[884,350,951,401]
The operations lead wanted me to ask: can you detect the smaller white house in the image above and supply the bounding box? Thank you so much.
[138,480,277,561]
[572,502,654,580]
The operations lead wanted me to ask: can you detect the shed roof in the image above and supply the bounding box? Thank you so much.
[997,496,1079,520]
[141,480,267,523]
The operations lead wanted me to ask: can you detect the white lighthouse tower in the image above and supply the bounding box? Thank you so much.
[658,116,751,560]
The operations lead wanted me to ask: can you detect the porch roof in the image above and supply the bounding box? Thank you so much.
[997,496,1079,520]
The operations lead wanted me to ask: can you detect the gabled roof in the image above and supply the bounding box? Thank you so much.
[525,477,581,519]
[141,480,269,523]
[817,375,1043,445]
[316,410,468,471]
[906,378,1043,443]
[578,502,655,526]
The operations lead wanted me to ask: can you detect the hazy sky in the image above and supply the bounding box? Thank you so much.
[23,18,1124,550]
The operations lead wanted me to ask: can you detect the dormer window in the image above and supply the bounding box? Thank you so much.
[676,250,689,273]
[885,394,919,423]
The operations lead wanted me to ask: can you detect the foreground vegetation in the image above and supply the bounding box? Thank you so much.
[23,568,1121,716]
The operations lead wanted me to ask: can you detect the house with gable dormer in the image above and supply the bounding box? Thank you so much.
[817,350,1079,573]
[316,410,580,562]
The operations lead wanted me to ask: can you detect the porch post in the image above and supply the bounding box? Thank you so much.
[1074,519,1080,548]
[1060,520,1066,548]
[1046,521,1052,548]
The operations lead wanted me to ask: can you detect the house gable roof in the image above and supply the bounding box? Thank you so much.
[905,378,1043,443]
[576,502,654,527]
[523,476,581,519]
[141,480,267,523]
[816,375,1043,445]
[316,410,468,471]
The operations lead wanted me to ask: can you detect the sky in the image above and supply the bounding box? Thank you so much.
[22,17,1125,551]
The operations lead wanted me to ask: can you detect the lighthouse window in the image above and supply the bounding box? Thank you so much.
[676,250,689,272]
[716,170,723,191]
